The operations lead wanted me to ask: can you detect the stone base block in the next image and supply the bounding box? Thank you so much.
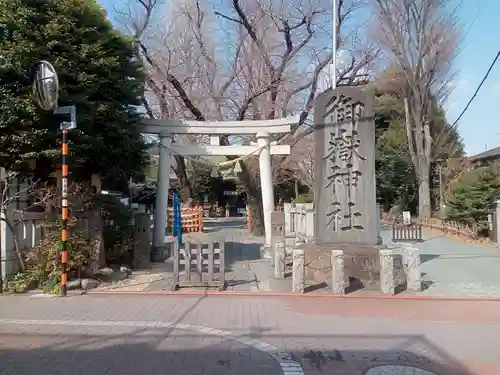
[150,243,171,263]
[302,243,405,293]
[260,245,272,259]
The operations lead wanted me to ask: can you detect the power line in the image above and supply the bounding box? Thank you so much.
[451,50,500,127]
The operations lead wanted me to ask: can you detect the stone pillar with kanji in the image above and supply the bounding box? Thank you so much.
[313,87,377,245]
[296,86,399,295]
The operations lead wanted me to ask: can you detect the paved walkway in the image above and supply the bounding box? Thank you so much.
[104,218,500,297]
[166,219,500,297]
[145,217,269,292]
[380,226,500,297]
[1,295,500,375]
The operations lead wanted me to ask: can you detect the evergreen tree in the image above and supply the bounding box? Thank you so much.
[446,165,500,229]
[0,0,147,189]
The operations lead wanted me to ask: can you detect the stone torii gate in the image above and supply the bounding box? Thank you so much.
[141,116,299,254]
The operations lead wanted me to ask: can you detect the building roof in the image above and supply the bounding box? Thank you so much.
[469,146,500,162]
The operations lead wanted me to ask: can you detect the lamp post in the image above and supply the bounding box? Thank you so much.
[32,61,77,296]
[331,0,337,89]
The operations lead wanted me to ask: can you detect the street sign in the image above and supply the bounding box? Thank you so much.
[32,60,59,111]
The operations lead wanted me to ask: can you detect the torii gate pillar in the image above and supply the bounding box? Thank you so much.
[257,132,274,250]
[141,116,298,259]
[152,135,172,254]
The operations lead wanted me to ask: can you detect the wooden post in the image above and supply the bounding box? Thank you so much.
[199,206,204,232]
[173,239,180,286]
[218,238,225,290]
[184,240,191,282]
[195,240,202,282]
[207,241,214,282]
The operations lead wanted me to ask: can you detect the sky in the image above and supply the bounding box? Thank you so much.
[446,0,500,156]
[97,0,499,157]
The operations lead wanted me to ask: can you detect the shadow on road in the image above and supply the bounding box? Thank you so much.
[0,329,477,375]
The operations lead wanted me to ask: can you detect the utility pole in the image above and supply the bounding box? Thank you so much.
[436,160,445,218]
[32,61,77,297]
[0,24,8,68]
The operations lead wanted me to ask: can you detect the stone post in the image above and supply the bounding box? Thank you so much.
[402,246,422,292]
[292,249,305,293]
[271,211,285,264]
[153,135,173,256]
[274,241,286,279]
[88,211,105,271]
[495,200,500,244]
[330,250,346,294]
[292,236,305,292]
[257,132,275,251]
[376,203,382,245]
[133,213,152,269]
[379,249,395,295]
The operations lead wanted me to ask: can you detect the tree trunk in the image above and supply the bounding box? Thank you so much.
[238,163,265,236]
[248,193,265,236]
[179,177,193,202]
[174,155,193,202]
[418,160,431,219]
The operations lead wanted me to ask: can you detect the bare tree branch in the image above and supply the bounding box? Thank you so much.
[374,0,461,218]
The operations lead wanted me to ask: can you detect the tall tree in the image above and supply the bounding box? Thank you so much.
[117,0,379,234]
[0,0,147,189]
[373,68,464,213]
[374,0,461,218]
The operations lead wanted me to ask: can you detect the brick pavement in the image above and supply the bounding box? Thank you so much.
[1,295,500,375]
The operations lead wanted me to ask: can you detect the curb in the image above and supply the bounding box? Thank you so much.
[79,289,500,302]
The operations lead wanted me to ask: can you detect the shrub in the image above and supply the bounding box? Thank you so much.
[3,191,138,294]
[446,164,500,230]
[294,193,313,204]
[5,219,91,294]
[94,194,135,266]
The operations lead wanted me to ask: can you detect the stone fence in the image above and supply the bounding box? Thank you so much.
[1,205,154,283]
[271,203,418,295]
[270,214,422,295]
[282,202,381,243]
[0,211,44,281]
[283,203,314,241]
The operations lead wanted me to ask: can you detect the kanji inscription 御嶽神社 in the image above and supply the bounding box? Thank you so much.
[323,95,366,232]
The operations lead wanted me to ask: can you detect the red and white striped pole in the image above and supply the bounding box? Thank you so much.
[60,128,69,296]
